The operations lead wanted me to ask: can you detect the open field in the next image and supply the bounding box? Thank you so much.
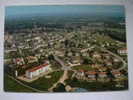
[4,74,35,92]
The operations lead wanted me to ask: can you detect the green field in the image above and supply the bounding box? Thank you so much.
[72,65,93,71]
[4,74,35,92]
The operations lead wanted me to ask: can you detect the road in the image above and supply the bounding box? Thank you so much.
[48,55,71,92]
[54,55,71,70]
[96,46,127,71]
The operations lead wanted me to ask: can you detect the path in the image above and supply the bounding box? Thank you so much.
[48,55,70,92]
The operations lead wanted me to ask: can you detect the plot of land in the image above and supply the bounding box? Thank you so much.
[72,65,93,71]
[23,71,64,91]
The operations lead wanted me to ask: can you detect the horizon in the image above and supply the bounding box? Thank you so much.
[5,5,125,19]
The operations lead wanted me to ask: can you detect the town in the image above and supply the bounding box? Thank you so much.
[4,5,128,92]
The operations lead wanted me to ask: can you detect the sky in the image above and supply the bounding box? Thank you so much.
[5,5,125,19]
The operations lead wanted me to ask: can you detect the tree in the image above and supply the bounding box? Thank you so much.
[82,57,93,64]
[53,83,66,92]
[48,54,54,60]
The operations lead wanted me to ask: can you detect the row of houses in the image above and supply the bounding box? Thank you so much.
[76,69,122,81]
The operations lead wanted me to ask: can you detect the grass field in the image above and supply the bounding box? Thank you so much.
[4,74,35,92]
[72,65,93,71]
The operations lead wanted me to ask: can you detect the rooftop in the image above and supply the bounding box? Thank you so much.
[27,63,49,72]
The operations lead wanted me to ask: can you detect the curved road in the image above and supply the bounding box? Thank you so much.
[96,46,127,71]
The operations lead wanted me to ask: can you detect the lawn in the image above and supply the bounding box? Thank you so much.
[72,65,93,71]
[4,74,35,92]
[24,71,64,91]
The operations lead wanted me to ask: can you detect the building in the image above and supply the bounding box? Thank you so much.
[98,72,107,78]
[113,58,120,62]
[86,71,96,80]
[70,57,81,65]
[106,61,112,66]
[77,70,85,76]
[117,48,127,55]
[55,50,65,57]
[111,70,121,78]
[80,48,89,53]
[26,56,38,63]
[13,58,25,65]
[25,62,51,79]
[93,52,101,59]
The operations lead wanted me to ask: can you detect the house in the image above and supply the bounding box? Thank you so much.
[98,67,107,72]
[26,56,38,63]
[5,48,17,54]
[106,61,112,66]
[77,70,85,77]
[102,53,110,59]
[98,72,107,78]
[82,52,89,57]
[93,52,101,59]
[13,58,25,65]
[111,70,121,78]
[35,54,41,59]
[70,57,81,65]
[75,52,80,57]
[113,58,120,62]
[117,48,127,55]
[80,48,89,53]
[67,52,73,57]
[55,50,65,57]
[26,63,51,79]
[86,71,96,80]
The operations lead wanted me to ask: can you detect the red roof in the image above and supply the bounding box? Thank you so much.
[121,48,127,50]
[27,63,49,72]
[112,71,121,75]
[118,48,127,51]
[99,72,107,75]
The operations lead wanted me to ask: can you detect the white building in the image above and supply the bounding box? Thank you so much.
[98,72,107,78]
[86,71,96,79]
[117,48,127,55]
[26,63,51,79]
[111,70,121,78]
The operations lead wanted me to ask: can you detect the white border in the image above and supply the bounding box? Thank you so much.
[0,0,133,100]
